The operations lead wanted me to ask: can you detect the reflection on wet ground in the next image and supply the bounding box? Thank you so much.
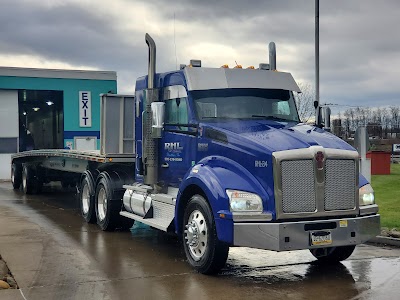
[0,182,399,300]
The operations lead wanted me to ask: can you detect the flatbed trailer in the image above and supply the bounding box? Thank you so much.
[11,148,135,189]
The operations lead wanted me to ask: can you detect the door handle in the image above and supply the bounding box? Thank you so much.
[161,162,169,168]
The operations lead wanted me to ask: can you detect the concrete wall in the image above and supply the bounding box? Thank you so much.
[0,90,18,179]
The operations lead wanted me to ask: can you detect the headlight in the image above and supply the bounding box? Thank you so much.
[359,184,375,206]
[226,190,263,212]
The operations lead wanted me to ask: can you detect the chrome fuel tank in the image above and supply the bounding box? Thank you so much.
[123,189,152,217]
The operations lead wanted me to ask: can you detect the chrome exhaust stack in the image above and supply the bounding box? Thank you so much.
[269,42,276,71]
[143,33,159,186]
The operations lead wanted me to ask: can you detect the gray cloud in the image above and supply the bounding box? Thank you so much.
[0,0,399,111]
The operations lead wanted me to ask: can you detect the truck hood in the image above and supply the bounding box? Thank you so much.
[203,120,355,153]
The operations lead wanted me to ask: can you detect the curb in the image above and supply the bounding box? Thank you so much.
[367,236,400,247]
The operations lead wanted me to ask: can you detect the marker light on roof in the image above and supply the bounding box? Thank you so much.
[234,65,242,69]
[221,64,229,68]
[247,66,255,69]
[259,63,270,70]
[190,59,201,67]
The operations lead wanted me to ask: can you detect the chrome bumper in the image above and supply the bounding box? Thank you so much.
[233,214,380,251]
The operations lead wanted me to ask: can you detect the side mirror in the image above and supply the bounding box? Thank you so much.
[319,106,331,131]
[151,102,165,138]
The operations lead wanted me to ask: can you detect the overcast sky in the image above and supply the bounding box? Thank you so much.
[1,0,399,112]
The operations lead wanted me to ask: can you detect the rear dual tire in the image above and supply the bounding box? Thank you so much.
[80,174,96,223]
[95,176,134,231]
[21,165,43,195]
[11,163,22,189]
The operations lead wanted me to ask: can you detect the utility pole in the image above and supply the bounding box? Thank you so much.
[315,0,320,125]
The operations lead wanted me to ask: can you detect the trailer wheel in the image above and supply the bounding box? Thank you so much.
[11,163,22,189]
[182,195,229,274]
[21,165,35,194]
[80,175,96,223]
[95,176,134,231]
[310,245,356,263]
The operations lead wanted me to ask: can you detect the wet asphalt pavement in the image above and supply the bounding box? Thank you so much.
[0,182,399,300]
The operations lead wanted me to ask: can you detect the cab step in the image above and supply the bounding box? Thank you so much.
[120,200,175,232]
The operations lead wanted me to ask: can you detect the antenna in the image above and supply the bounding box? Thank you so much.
[174,12,178,70]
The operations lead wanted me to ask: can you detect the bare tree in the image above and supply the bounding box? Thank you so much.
[294,82,315,123]
[390,106,400,136]
[381,107,390,138]
[332,112,343,137]
[343,110,351,138]
[333,105,400,140]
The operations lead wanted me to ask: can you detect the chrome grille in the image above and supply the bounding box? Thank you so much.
[281,160,316,213]
[324,159,356,210]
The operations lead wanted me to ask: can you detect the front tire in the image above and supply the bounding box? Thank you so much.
[182,195,229,274]
[310,245,356,263]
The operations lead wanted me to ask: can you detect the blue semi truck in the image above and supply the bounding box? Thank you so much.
[11,34,380,274]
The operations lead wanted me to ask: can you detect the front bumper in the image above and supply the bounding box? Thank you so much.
[233,214,380,251]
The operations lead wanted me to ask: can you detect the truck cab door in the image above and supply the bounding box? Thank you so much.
[159,86,196,187]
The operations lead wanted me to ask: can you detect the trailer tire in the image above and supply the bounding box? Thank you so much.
[95,176,134,231]
[21,165,35,194]
[36,180,43,194]
[80,174,96,223]
[182,194,229,274]
[310,245,356,263]
[11,163,22,189]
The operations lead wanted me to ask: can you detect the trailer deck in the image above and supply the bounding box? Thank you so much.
[11,149,135,174]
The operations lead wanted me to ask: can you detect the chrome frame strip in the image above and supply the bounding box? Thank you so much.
[232,212,273,222]
[360,204,379,216]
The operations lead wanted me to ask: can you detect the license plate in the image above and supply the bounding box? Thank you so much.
[310,231,332,246]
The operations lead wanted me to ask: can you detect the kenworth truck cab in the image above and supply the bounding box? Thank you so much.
[126,34,380,273]
[11,34,380,274]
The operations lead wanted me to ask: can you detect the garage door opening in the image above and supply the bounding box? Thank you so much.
[18,90,64,151]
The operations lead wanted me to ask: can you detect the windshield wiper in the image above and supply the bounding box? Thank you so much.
[201,116,236,120]
[251,115,294,122]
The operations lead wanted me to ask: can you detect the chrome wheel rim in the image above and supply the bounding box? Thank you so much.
[82,183,90,214]
[97,187,107,221]
[184,209,208,261]
[11,168,15,184]
[22,170,27,190]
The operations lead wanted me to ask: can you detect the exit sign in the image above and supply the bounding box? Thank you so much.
[79,91,92,127]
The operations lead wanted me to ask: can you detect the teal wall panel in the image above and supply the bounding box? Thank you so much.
[0,75,117,149]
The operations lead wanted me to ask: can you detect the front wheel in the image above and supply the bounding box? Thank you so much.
[182,195,229,274]
[310,245,356,263]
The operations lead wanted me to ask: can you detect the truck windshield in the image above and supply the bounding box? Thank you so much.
[192,88,300,122]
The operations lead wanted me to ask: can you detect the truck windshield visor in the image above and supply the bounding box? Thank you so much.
[192,88,300,122]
